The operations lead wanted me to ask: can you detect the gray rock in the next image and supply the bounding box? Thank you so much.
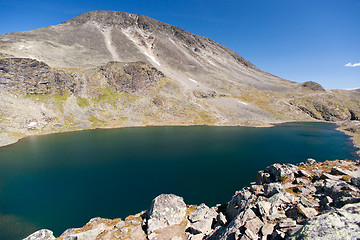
[244,228,258,240]
[226,189,254,220]
[278,218,296,228]
[189,203,217,223]
[281,224,303,236]
[300,196,319,208]
[23,229,55,240]
[350,177,360,188]
[330,166,352,176]
[268,192,292,207]
[321,172,342,181]
[297,169,312,178]
[63,228,104,240]
[288,202,360,240]
[257,201,272,221]
[261,222,275,237]
[244,216,264,234]
[268,205,287,221]
[265,163,297,182]
[250,184,264,195]
[115,220,125,229]
[256,170,271,185]
[146,194,187,234]
[264,183,285,197]
[216,212,227,226]
[297,204,318,219]
[301,158,317,166]
[293,177,310,185]
[188,203,217,235]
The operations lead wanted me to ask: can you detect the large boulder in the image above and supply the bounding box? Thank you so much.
[264,163,297,182]
[288,202,360,240]
[23,229,55,240]
[146,194,187,234]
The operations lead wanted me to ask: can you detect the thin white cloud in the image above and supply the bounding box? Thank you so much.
[345,62,360,67]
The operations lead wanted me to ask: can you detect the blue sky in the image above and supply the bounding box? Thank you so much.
[0,0,359,89]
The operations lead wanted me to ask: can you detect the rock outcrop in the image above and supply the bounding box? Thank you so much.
[24,158,360,240]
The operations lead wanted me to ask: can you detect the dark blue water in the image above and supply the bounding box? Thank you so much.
[0,122,357,239]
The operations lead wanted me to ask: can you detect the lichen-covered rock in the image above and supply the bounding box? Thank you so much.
[23,229,55,240]
[288,202,360,240]
[146,194,187,234]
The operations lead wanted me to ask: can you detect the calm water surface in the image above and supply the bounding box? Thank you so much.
[0,122,357,239]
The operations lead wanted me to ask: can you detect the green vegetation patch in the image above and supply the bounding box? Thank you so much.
[77,97,90,108]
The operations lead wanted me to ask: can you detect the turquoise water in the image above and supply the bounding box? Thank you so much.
[0,122,357,239]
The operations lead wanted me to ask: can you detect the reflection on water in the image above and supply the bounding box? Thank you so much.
[0,122,357,239]
[0,214,38,239]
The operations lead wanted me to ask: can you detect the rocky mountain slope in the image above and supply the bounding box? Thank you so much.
[0,10,359,150]
[24,158,360,240]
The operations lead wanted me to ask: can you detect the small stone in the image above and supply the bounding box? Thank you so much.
[257,201,272,220]
[116,221,125,229]
[304,158,317,166]
[188,204,217,235]
[297,169,312,178]
[300,196,319,208]
[330,166,352,176]
[261,222,275,236]
[189,203,217,223]
[321,173,342,181]
[244,228,258,240]
[296,204,318,219]
[284,224,303,236]
[278,218,296,228]
[250,184,264,195]
[351,177,360,188]
[264,183,285,197]
[268,205,287,221]
[244,216,264,234]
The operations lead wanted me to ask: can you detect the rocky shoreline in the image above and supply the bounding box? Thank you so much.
[25,158,360,240]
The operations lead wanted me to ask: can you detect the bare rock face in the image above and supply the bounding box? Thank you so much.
[288,202,360,240]
[146,194,187,234]
[23,229,55,240]
[0,58,74,95]
[99,61,164,93]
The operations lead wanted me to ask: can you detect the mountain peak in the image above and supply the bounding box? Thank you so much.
[62,11,151,28]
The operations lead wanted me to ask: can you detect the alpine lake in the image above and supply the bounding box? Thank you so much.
[0,122,357,239]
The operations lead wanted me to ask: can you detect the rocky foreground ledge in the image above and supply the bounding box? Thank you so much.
[25,159,360,240]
